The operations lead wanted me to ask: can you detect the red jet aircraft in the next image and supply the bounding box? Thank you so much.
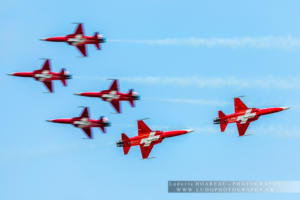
[47,107,110,139]
[214,97,289,136]
[41,23,105,57]
[116,119,194,159]
[8,59,71,93]
[75,80,140,113]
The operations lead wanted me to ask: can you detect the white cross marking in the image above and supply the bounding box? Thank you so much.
[102,91,120,102]
[140,132,160,147]
[35,70,52,81]
[73,118,91,128]
[68,34,85,45]
[237,109,256,124]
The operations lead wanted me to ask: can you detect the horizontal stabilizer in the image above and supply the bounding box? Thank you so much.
[60,68,67,86]
[218,111,228,132]
[122,133,131,155]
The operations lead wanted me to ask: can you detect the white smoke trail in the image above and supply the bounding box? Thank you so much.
[144,97,228,106]
[120,76,300,90]
[108,36,300,49]
[191,125,300,138]
[74,76,300,90]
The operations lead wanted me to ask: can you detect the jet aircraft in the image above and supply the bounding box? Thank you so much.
[75,79,140,113]
[47,107,110,139]
[41,23,105,56]
[214,97,289,136]
[116,119,194,159]
[8,59,71,93]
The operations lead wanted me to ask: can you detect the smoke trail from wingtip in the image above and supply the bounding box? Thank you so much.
[108,36,300,49]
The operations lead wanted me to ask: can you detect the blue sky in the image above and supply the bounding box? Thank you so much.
[1,0,300,199]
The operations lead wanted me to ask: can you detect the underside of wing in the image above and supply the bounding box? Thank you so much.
[139,144,154,159]
[74,23,84,35]
[41,59,51,71]
[82,127,92,139]
[80,107,89,118]
[234,97,248,112]
[76,45,87,56]
[110,100,121,113]
[43,81,53,93]
[138,120,152,135]
[236,122,250,136]
[109,80,119,91]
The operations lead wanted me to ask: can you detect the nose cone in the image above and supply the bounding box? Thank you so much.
[185,129,194,133]
[41,37,66,42]
[281,106,290,110]
[46,120,53,122]
[74,92,99,97]
[7,73,15,76]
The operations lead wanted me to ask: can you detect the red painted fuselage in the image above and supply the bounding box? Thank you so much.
[116,120,193,159]
[8,59,71,93]
[41,23,105,56]
[47,107,110,139]
[214,97,289,136]
[75,80,139,113]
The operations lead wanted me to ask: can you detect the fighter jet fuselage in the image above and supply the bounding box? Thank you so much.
[47,107,110,138]
[116,120,193,159]
[75,80,140,113]
[214,97,289,136]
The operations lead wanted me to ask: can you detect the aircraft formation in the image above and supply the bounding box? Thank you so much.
[9,23,290,159]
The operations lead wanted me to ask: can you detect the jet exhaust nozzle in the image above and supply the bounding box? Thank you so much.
[65,74,72,79]
[103,122,111,127]
[213,117,221,124]
[116,140,124,147]
[133,95,140,100]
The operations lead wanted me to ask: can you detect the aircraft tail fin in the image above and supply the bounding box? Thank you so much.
[94,32,100,50]
[99,116,106,133]
[60,68,67,86]
[122,133,131,155]
[128,89,135,107]
[218,111,228,132]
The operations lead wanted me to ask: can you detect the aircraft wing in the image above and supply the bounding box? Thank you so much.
[74,23,84,35]
[76,45,87,57]
[234,97,248,112]
[139,144,154,159]
[236,122,250,136]
[80,107,89,118]
[82,127,92,139]
[43,81,53,93]
[41,59,50,71]
[109,80,119,91]
[110,100,121,113]
[138,120,152,135]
